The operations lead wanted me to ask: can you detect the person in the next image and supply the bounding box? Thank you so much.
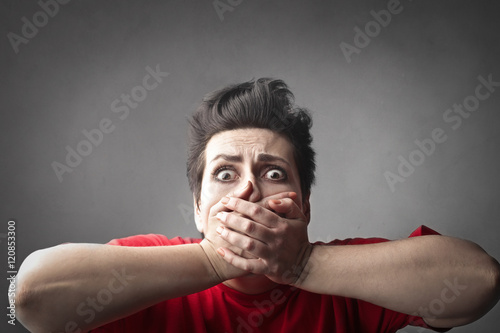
[16,78,500,332]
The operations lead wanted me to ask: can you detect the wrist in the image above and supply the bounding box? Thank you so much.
[290,243,314,288]
[199,239,245,283]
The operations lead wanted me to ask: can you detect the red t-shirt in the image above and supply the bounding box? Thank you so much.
[91,225,450,333]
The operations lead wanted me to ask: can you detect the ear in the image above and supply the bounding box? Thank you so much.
[193,195,204,233]
[302,193,311,224]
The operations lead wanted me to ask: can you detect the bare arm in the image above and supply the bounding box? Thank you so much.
[215,195,500,328]
[15,185,290,332]
[15,240,231,332]
[297,235,500,328]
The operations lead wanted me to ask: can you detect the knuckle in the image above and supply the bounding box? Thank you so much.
[245,239,255,251]
[248,205,261,217]
[242,261,253,272]
[269,263,280,276]
[280,220,291,231]
[274,238,284,248]
[274,224,286,236]
[232,199,240,209]
[242,221,254,233]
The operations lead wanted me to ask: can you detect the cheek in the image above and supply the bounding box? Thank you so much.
[200,181,220,203]
[198,182,225,217]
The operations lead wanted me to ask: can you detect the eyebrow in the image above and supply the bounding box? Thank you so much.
[257,153,291,166]
[209,153,291,166]
[210,154,242,164]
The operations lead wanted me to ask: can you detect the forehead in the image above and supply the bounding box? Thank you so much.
[205,128,295,164]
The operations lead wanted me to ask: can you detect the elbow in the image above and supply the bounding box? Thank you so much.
[15,249,53,333]
[472,254,500,322]
[489,256,500,305]
[466,240,500,306]
[16,244,96,333]
[438,253,500,328]
[15,280,38,332]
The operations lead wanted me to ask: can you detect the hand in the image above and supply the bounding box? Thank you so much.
[200,182,294,282]
[214,188,312,286]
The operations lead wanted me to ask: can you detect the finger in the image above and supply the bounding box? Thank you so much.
[208,181,254,218]
[206,217,259,259]
[217,211,274,244]
[261,191,295,202]
[221,197,280,228]
[216,225,271,258]
[266,197,306,221]
[217,247,268,275]
[209,200,231,218]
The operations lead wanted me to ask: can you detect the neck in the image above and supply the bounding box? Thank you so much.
[223,274,278,294]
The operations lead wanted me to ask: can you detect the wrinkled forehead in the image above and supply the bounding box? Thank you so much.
[204,128,296,167]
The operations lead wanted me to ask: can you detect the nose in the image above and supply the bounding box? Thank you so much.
[243,178,262,203]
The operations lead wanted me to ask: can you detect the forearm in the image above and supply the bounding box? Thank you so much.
[297,235,500,327]
[16,242,224,332]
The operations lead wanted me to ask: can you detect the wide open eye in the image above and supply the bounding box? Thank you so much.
[264,167,287,181]
[214,168,238,182]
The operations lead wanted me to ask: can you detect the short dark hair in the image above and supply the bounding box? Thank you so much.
[187,78,316,206]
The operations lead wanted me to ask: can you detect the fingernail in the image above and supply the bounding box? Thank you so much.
[216,226,223,235]
[221,197,229,205]
[271,199,282,205]
[217,248,225,257]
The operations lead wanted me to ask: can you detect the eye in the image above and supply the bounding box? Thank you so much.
[264,167,287,181]
[214,167,238,182]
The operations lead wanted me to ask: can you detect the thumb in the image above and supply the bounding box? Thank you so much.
[208,182,253,218]
[267,197,305,220]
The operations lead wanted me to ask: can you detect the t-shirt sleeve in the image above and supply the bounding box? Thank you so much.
[106,234,201,246]
[325,225,451,332]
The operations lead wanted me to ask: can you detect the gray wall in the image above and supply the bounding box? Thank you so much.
[1,0,499,332]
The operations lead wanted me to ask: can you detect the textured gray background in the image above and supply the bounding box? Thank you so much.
[1,0,499,332]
